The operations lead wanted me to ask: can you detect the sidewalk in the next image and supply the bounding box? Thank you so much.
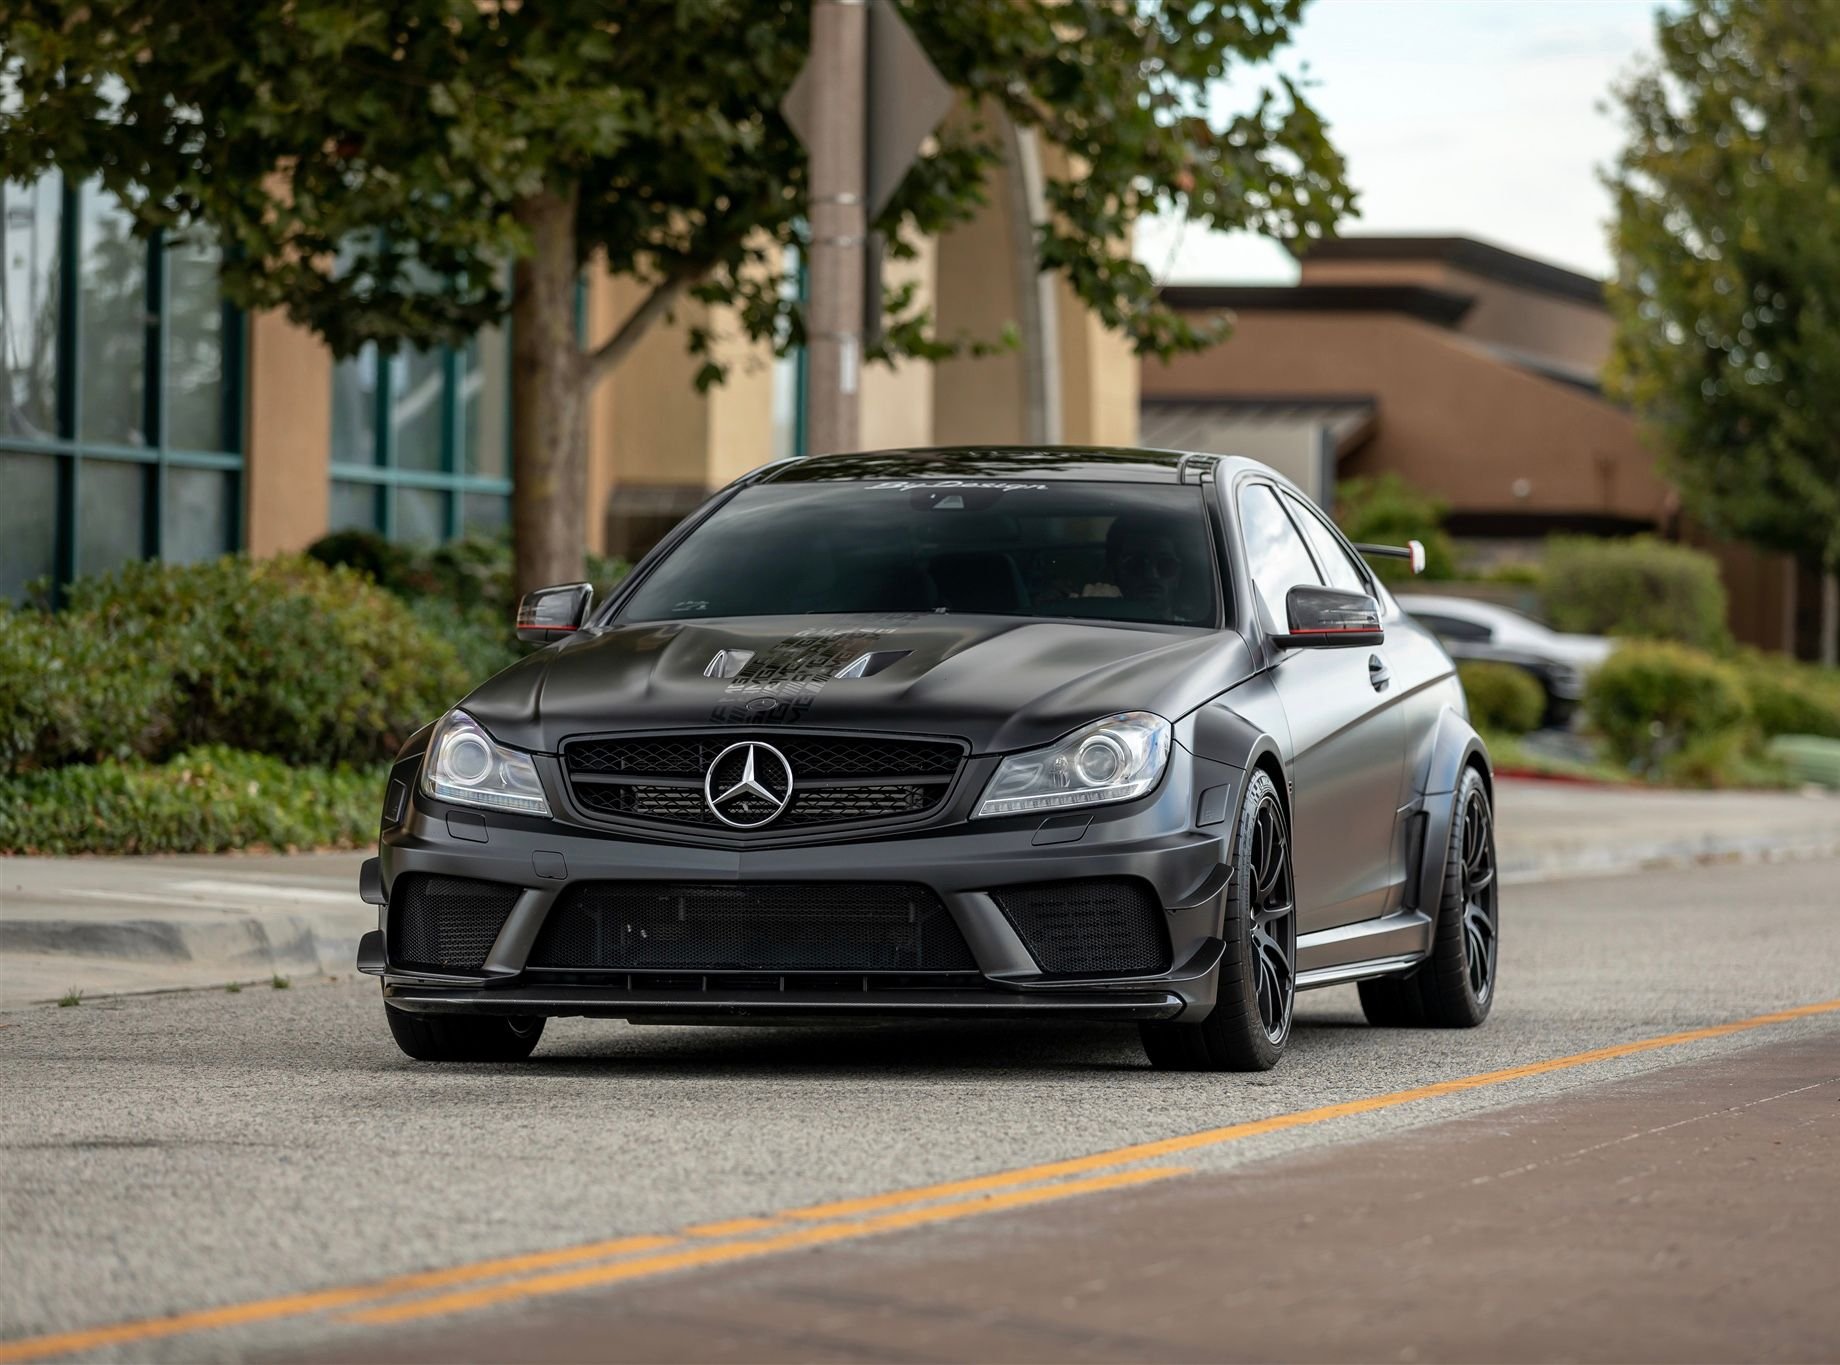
[3,780,1836,1008]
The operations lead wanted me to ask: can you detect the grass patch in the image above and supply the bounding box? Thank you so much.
[57,988,82,1007]
[271,975,291,990]
[1479,731,1633,784]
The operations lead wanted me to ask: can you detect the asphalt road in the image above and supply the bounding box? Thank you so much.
[2,856,1837,1363]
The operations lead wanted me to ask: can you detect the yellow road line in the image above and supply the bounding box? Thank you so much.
[0,1235,679,1365]
[347,1167,1189,1327]
[3,997,1835,1362]
[777,998,1840,1222]
[682,1216,782,1238]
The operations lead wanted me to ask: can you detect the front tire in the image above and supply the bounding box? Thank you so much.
[1140,768,1296,1071]
[385,1005,545,1062]
[1359,765,1498,1028]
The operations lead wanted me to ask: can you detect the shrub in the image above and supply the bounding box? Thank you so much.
[1584,641,1750,772]
[1459,661,1546,735]
[1540,536,1729,650]
[0,605,179,770]
[309,529,631,620]
[5,556,470,772]
[0,746,380,855]
[1730,650,1840,739]
[1332,474,1458,582]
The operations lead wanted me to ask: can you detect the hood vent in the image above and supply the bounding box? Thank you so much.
[703,649,755,679]
[834,650,910,680]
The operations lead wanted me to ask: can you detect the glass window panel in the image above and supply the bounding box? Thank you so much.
[161,466,230,564]
[1281,490,1368,594]
[330,346,379,467]
[0,452,58,602]
[330,479,381,532]
[164,229,226,451]
[461,326,508,479]
[1237,483,1323,628]
[462,492,508,535]
[76,458,146,579]
[1,175,62,441]
[396,486,447,544]
[390,348,445,472]
[77,184,148,446]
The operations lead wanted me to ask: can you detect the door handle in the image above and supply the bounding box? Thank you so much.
[1368,654,1390,692]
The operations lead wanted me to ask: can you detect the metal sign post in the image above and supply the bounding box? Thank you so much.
[783,0,953,454]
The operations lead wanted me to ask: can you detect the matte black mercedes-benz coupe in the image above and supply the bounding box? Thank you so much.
[357,447,1498,1071]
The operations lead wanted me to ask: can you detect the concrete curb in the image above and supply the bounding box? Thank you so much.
[1499,833,1840,885]
[6,832,1837,1008]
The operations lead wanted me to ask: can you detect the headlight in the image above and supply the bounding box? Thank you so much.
[420,710,552,818]
[973,712,1172,819]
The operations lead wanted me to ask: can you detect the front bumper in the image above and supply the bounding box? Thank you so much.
[361,744,1245,1024]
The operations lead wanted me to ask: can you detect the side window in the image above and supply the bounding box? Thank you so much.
[1282,491,1369,594]
[1237,483,1323,629]
[1415,613,1492,643]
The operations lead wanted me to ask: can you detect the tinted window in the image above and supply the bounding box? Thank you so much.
[1412,612,1492,643]
[618,481,1218,627]
[1282,490,1368,594]
[1237,484,1322,628]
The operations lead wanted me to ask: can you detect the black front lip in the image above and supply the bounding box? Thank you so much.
[381,980,1190,1021]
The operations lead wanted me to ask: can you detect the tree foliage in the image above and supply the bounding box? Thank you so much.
[1,0,1354,589]
[1604,0,1840,577]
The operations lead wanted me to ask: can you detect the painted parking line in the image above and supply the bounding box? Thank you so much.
[2,997,1836,1363]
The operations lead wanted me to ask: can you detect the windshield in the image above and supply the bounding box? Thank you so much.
[617,480,1220,627]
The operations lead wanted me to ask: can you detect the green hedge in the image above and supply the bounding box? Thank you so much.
[1332,474,1458,582]
[1459,661,1545,735]
[1541,536,1729,650]
[308,530,632,682]
[1731,650,1840,739]
[0,747,380,855]
[1584,640,1750,772]
[4,555,471,773]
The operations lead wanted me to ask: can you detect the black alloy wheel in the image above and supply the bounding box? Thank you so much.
[1358,766,1498,1029]
[1248,790,1298,1045]
[1141,767,1296,1071]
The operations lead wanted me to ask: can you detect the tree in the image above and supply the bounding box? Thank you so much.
[1,0,1354,597]
[1604,0,1840,663]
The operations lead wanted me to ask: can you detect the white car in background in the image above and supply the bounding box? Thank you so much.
[1396,594,1614,726]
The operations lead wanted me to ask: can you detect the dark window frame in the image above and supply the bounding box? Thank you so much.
[1,175,246,603]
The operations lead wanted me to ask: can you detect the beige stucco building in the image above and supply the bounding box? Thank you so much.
[1,144,1138,603]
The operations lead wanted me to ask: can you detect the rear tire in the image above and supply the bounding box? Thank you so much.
[1140,768,1295,1072]
[385,1004,545,1062]
[1359,765,1498,1028]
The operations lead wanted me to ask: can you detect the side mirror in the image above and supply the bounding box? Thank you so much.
[515,583,594,645]
[1272,585,1384,648]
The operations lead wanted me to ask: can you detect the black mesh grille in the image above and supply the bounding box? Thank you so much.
[990,878,1169,977]
[389,874,522,972]
[565,735,962,779]
[561,733,964,832]
[526,882,977,973]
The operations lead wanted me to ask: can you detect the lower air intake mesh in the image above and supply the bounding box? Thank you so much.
[527,882,976,973]
[389,874,522,972]
[990,878,1169,977]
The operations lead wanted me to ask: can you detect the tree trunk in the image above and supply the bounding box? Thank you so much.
[1821,567,1838,668]
[510,186,588,602]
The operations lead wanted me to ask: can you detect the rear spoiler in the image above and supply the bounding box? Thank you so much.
[1354,539,1428,575]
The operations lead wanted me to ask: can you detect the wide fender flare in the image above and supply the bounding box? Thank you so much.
[1178,703,1289,860]
[1413,707,1492,913]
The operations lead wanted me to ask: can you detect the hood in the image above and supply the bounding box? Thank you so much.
[462,613,1252,755]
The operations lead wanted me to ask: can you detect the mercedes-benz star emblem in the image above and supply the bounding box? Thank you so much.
[703,741,795,829]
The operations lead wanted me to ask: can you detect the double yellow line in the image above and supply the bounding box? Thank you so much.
[4,998,1836,1363]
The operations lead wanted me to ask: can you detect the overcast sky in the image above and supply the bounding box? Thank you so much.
[1134,0,1666,285]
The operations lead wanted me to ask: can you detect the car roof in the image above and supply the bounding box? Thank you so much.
[754,445,1286,487]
